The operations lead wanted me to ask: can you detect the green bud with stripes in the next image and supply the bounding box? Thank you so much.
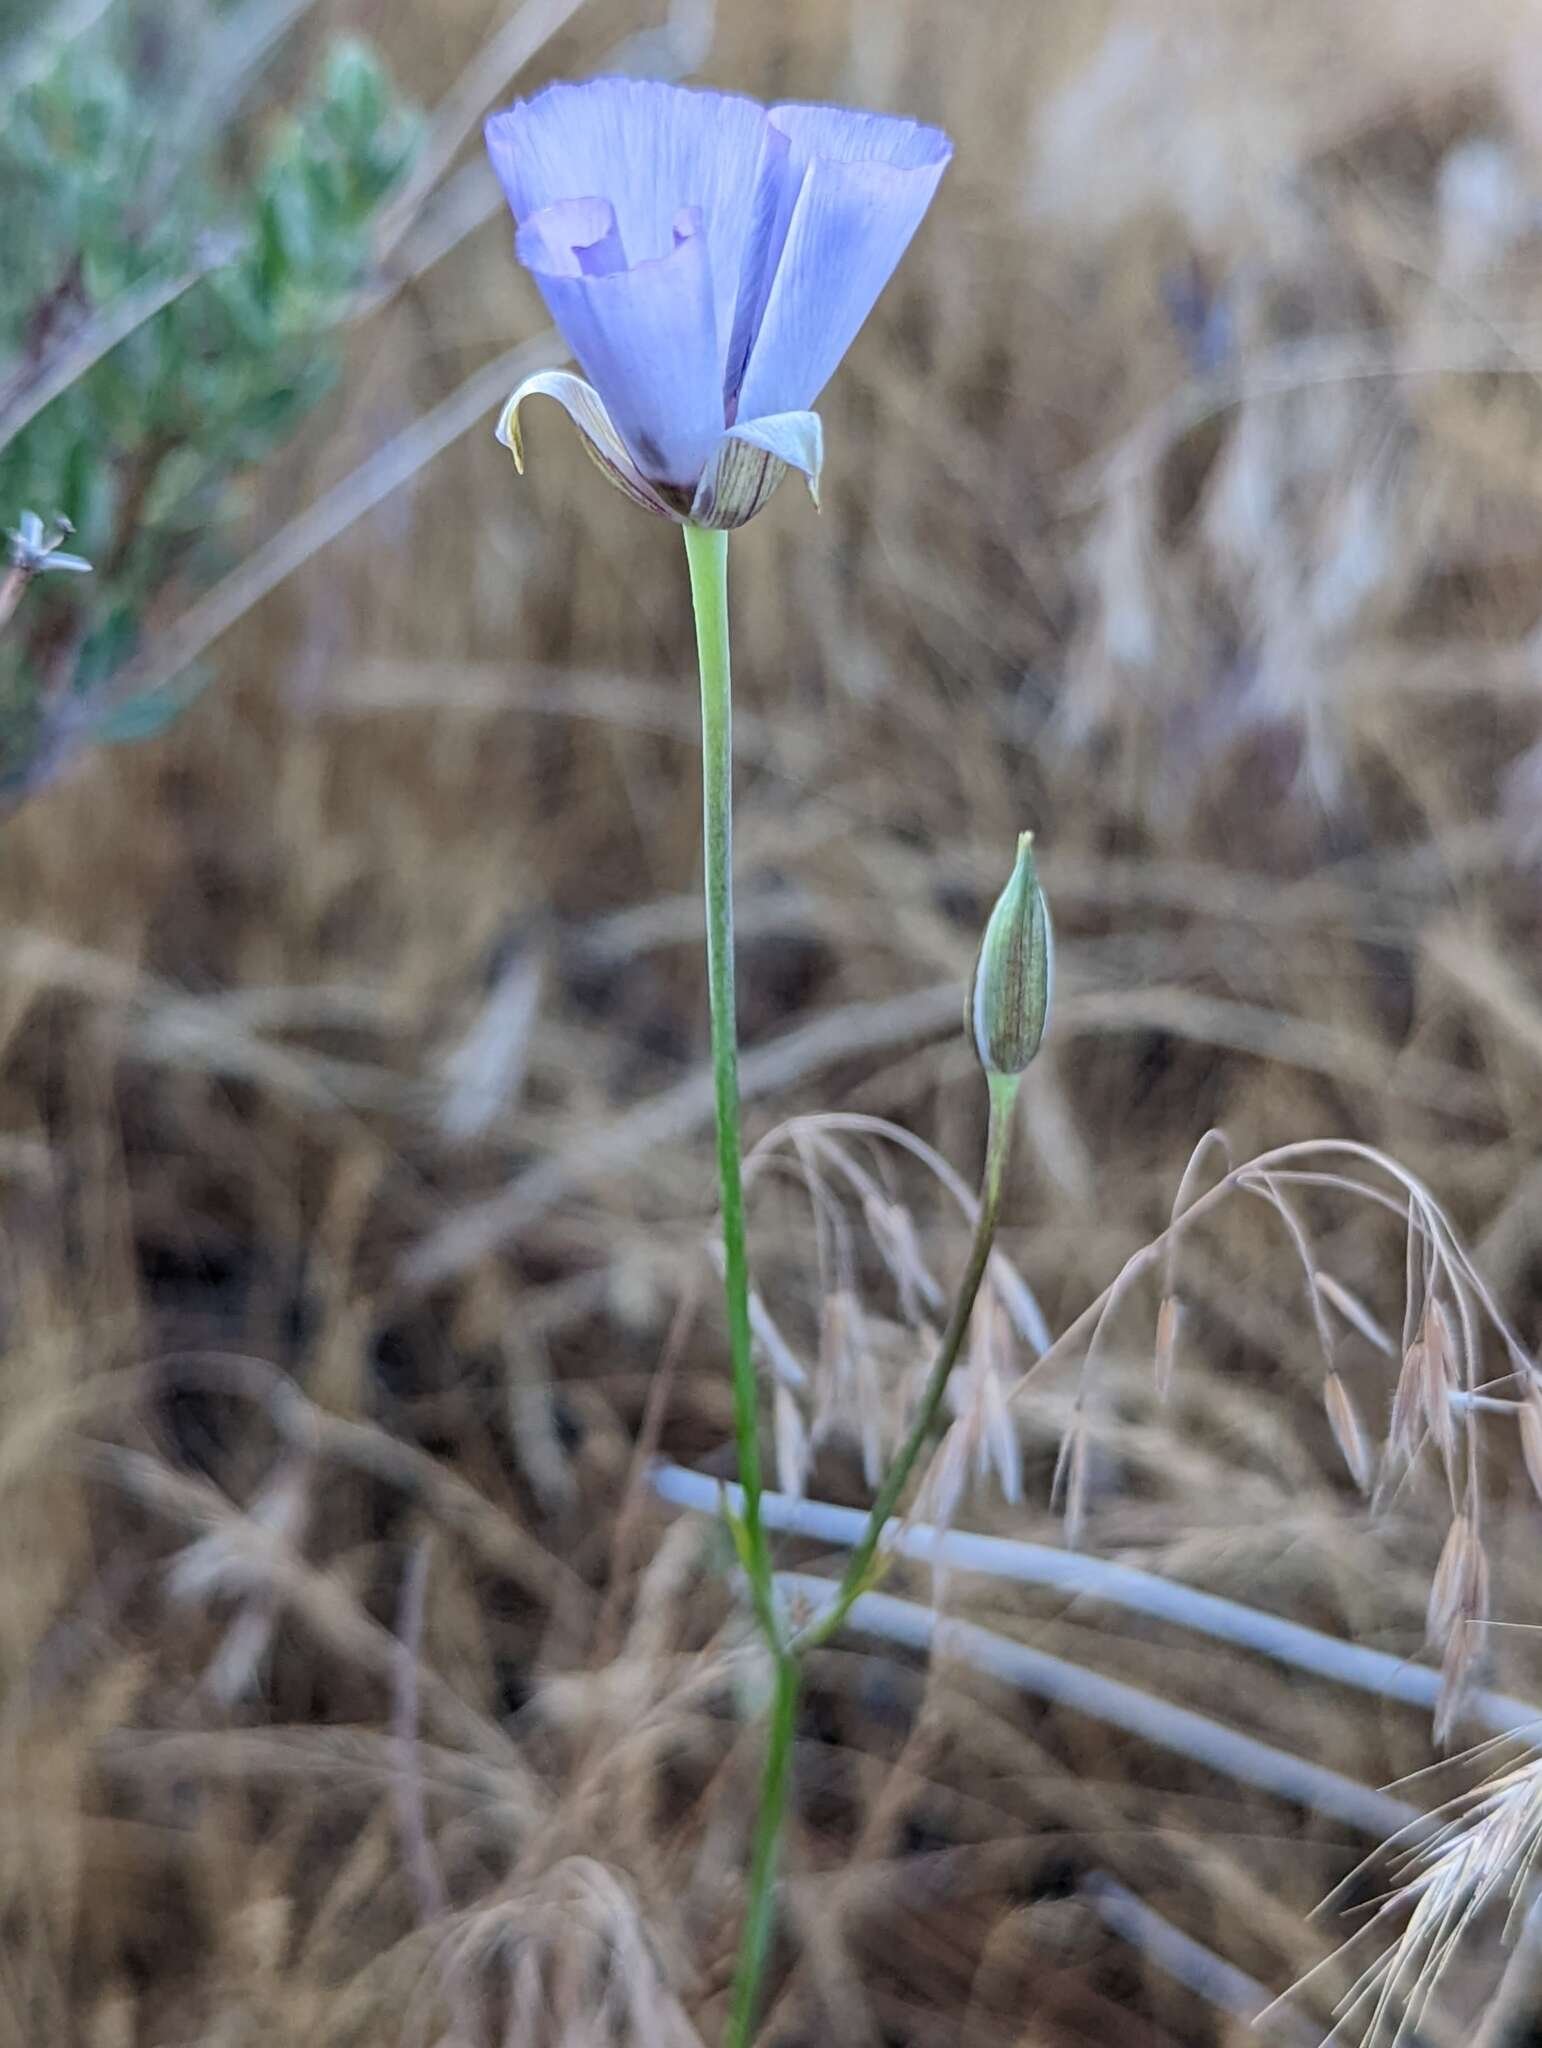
[966,831,1052,1076]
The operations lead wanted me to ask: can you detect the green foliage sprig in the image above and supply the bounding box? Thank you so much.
[0,2,418,799]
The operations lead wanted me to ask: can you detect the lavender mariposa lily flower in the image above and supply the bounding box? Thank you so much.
[485,78,952,527]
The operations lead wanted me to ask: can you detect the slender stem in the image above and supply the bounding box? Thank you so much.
[684,523,1023,2043]
[683,524,775,1621]
[684,522,789,2045]
[726,1648,799,2047]
[0,565,27,631]
[799,1072,1021,1652]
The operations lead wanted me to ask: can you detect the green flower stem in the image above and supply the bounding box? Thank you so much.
[684,520,791,2048]
[726,1646,800,2048]
[684,523,1022,2046]
[798,1071,1021,1654]
[683,521,776,1649]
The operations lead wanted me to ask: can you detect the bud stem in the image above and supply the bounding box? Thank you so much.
[797,1070,1022,1653]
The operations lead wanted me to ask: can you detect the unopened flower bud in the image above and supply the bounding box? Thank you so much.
[966,831,1052,1076]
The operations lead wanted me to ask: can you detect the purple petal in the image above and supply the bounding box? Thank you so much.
[486,79,771,384]
[721,122,795,412]
[515,196,628,277]
[734,107,951,421]
[516,205,723,486]
[771,103,953,177]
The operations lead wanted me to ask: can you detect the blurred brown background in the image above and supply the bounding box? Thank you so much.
[5,0,1542,2042]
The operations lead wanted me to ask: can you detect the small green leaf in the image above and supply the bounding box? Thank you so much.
[72,606,140,694]
[92,671,208,747]
[0,10,419,805]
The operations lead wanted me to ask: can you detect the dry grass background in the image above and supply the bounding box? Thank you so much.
[5,0,1542,2041]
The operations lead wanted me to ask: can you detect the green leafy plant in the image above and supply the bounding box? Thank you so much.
[0,1,418,801]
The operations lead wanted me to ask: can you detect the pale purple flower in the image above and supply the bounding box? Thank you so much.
[485,78,952,527]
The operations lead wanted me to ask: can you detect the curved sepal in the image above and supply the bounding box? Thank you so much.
[496,371,677,520]
[689,410,823,530]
